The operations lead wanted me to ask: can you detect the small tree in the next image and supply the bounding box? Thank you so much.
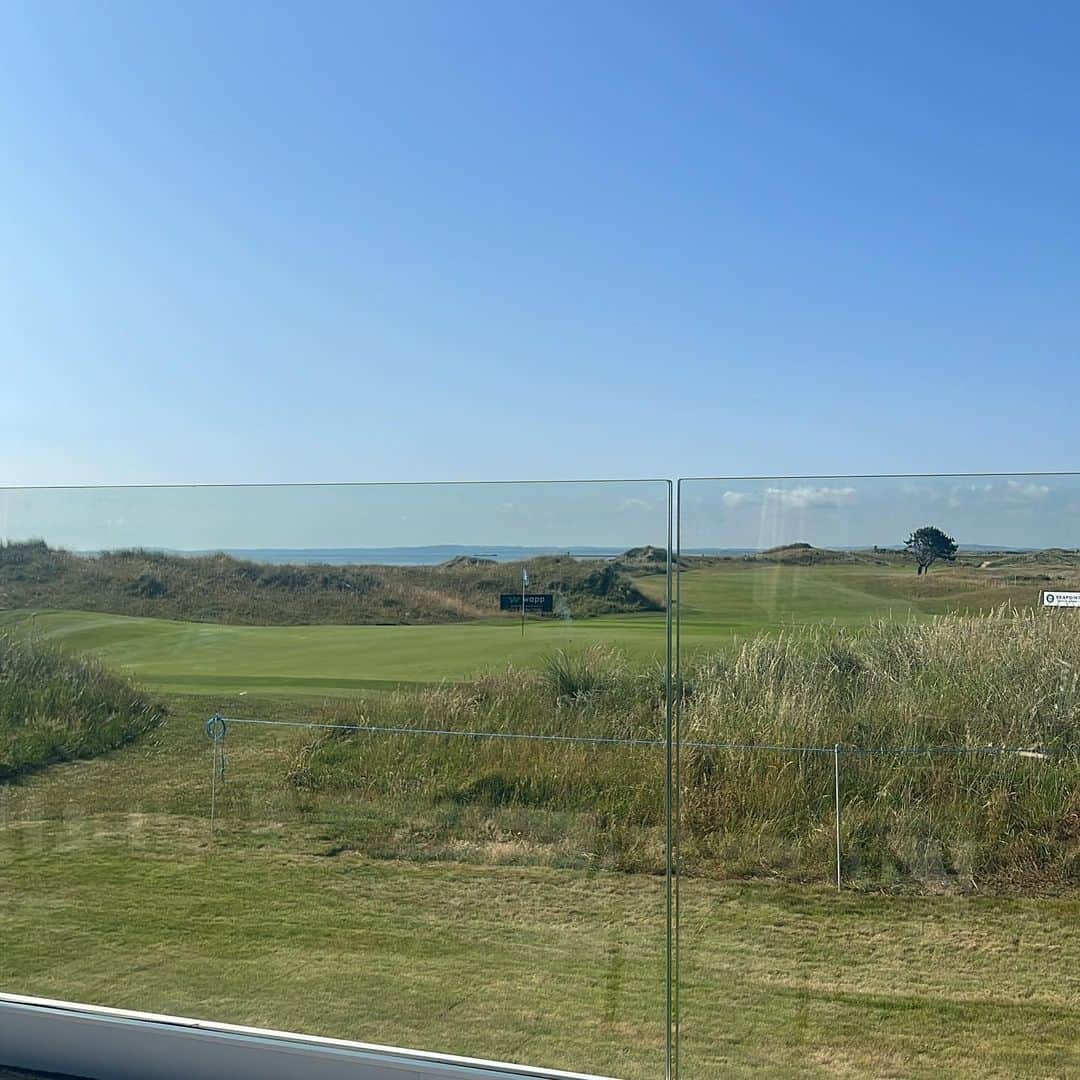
[905,526,958,575]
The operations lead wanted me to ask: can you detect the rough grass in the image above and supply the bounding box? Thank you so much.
[0,633,164,782]
[284,612,1079,890]
[679,607,1079,888]
[0,540,660,626]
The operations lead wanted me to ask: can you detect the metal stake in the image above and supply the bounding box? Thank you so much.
[206,715,228,841]
[210,740,218,840]
[834,743,842,891]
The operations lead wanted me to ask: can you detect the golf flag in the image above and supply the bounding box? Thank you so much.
[523,568,529,586]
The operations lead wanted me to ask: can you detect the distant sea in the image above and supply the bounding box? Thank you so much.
[79,543,1038,566]
[166,545,756,566]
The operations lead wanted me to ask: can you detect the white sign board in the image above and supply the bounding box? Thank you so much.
[1042,591,1080,607]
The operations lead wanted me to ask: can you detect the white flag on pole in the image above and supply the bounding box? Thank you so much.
[522,568,529,586]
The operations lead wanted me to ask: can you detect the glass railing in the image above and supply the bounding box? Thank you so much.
[674,474,1080,1077]
[0,480,673,1079]
[2,474,1077,1078]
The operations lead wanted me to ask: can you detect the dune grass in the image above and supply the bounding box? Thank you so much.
[678,608,1079,888]
[2,602,1076,889]
[0,540,659,626]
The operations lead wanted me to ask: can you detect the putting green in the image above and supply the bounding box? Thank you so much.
[0,608,668,695]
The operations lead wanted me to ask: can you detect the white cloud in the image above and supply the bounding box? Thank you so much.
[946,481,1051,508]
[900,483,940,500]
[619,497,652,512]
[721,490,756,508]
[1006,481,1050,501]
[764,486,856,509]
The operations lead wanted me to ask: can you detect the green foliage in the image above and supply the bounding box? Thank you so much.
[905,525,959,575]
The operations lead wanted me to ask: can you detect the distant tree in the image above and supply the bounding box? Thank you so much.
[905,526,958,575]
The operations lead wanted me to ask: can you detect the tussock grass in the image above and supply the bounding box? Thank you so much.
[541,645,632,702]
[289,610,1078,890]
[0,633,164,781]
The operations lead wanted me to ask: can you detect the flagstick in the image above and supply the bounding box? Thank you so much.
[521,567,526,637]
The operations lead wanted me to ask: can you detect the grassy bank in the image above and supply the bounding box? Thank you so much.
[0,633,163,782]
[1,602,1075,889]
[0,607,668,695]
[246,608,1078,891]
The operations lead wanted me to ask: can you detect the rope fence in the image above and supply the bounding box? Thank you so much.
[204,714,1065,759]
[203,714,1075,888]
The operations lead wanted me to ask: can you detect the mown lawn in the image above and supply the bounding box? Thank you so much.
[1,703,1077,1078]
[0,607,668,695]
[2,818,1076,1079]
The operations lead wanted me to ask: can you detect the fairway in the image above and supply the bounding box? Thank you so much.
[665,559,1046,630]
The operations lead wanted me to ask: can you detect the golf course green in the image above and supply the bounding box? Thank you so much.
[0,559,1053,696]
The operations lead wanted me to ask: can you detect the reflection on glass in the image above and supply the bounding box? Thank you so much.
[0,481,671,1079]
[676,474,1080,1077]
[4,473,1075,1078]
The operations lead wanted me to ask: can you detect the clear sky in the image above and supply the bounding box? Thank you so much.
[2,2,1078,487]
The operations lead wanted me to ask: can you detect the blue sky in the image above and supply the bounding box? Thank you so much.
[2,2,1078,486]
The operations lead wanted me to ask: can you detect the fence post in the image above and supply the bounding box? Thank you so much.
[834,743,842,891]
[206,715,228,841]
[209,738,218,840]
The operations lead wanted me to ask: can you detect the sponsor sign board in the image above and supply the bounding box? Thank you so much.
[500,593,555,613]
[1043,591,1080,608]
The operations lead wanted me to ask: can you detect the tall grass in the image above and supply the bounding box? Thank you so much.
[288,610,1077,890]
[0,632,164,781]
[679,607,1078,888]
